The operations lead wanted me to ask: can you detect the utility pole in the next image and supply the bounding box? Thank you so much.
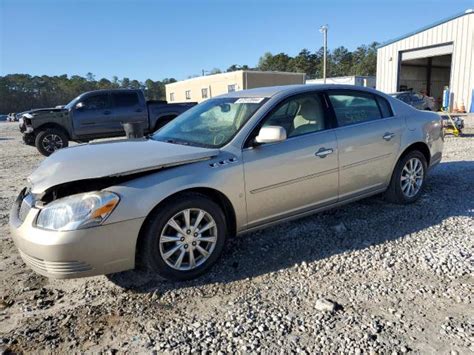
[319,25,328,84]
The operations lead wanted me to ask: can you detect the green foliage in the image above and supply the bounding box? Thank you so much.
[0,74,176,113]
[226,64,250,72]
[209,68,222,75]
[257,42,379,78]
[1,42,378,113]
[258,52,293,72]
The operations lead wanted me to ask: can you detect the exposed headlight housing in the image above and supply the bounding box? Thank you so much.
[36,191,120,231]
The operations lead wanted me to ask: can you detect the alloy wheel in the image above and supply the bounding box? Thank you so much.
[400,157,424,198]
[159,208,218,271]
[42,134,63,153]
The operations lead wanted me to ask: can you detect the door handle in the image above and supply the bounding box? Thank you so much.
[103,110,111,115]
[315,147,334,158]
[383,132,395,141]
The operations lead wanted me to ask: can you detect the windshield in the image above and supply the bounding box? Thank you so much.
[152,97,267,148]
[64,94,82,110]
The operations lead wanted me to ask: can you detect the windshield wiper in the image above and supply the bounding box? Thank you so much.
[156,137,211,148]
[166,139,189,146]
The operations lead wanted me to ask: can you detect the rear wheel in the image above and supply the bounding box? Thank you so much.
[35,128,69,156]
[385,150,427,204]
[138,193,227,281]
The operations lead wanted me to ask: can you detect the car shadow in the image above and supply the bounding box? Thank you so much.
[108,160,474,293]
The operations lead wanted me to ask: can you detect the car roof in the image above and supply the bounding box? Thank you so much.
[219,84,383,99]
[81,88,142,95]
[390,91,413,95]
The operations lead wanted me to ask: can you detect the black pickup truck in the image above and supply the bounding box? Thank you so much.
[19,89,195,156]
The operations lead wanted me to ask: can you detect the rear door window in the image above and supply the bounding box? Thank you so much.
[328,91,382,126]
[375,96,393,118]
[112,92,139,107]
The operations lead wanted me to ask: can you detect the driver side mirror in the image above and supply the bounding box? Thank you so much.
[75,102,85,110]
[255,126,287,144]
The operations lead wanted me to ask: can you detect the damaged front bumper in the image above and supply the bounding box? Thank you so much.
[9,188,144,279]
[19,118,34,134]
[19,118,36,145]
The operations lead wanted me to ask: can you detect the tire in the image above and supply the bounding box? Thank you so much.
[138,193,227,281]
[22,133,36,146]
[34,128,69,156]
[385,150,427,204]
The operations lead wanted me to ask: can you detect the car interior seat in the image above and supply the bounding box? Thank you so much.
[289,98,325,137]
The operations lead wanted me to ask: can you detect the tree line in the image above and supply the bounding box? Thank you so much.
[1,42,378,113]
[216,42,378,79]
[0,73,177,114]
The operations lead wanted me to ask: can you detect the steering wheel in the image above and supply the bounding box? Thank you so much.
[213,132,227,146]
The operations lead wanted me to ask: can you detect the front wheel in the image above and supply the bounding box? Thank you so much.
[138,193,227,281]
[385,150,427,204]
[35,128,69,156]
[22,133,36,146]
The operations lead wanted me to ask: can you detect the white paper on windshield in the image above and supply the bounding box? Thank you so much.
[235,98,265,104]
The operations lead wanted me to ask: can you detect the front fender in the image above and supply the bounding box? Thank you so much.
[105,156,247,232]
[30,113,73,137]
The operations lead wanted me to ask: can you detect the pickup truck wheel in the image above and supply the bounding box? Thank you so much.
[385,150,427,204]
[35,128,69,156]
[22,133,36,146]
[138,193,227,281]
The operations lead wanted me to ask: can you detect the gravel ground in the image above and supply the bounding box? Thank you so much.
[0,121,473,353]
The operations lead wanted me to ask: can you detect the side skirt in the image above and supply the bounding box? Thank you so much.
[237,187,387,236]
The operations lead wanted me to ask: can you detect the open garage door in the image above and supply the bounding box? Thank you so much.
[398,45,452,110]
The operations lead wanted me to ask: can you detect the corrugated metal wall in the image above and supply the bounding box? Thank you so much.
[377,12,474,111]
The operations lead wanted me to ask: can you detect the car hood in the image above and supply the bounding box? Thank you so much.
[25,107,67,117]
[29,139,219,194]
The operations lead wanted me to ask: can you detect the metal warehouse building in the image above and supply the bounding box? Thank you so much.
[376,9,474,112]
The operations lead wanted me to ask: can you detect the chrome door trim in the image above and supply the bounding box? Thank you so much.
[249,167,339,194]
[333,115,400,130]
[341,153,393,170]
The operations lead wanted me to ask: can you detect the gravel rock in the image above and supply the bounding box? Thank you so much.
[0,121,473,353]
[315,298,337,312]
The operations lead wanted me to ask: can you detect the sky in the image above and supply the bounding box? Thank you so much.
[1,0,473,81]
